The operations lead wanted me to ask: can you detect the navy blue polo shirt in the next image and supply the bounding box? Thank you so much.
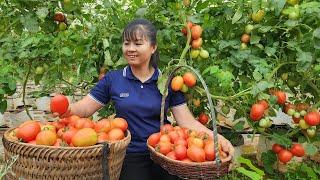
[89,66,186,153]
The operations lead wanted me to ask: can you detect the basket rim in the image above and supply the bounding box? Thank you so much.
[147,144,232,166]
[3,127,131,150]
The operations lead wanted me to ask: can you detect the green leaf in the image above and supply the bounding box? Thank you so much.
[232,9,242,24]
[258,26,272,33]
[238,156,265,176]
[36,7,49,19]
[104,50,113,66]
[313,28,320,39]
[61,47,72,56]
[251,81,273,96]
[251,1,261,14]
[103,39,110,49]
[265,47,276,57]
[20,14,39,33]
[270,133,292,148]
[0,100,7,114]
[233,121,245,132]
[250,35,261,44]
[253,70,262,81]
[261,150,277,174]
[296,51,313,72]
[305,143,318,155]
[202,66,219,75]
[301,164,318,179]
[284,20,299,27]
[157,73,168,95]
[236,167,263,180]
[271,0,286,16]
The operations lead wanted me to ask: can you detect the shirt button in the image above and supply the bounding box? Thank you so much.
[141,85,143,88]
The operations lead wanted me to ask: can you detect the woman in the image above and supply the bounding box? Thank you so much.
[55,18,233,180]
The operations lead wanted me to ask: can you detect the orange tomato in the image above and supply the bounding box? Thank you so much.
[94,119,112,133]
[36,130,57,146]
[108,128,125,141]
[171,76,184,91]
[111,118,128,132]
[16,121,41,142]
[187,146,206,162]
[71,128,98,147]
[148,132,161,147]
[183,72,196,87]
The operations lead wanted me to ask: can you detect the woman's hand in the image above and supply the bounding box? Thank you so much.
[218,134,235,162]
[51,107,72,118]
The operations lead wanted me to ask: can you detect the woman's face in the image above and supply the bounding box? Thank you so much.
[122,33,156,68]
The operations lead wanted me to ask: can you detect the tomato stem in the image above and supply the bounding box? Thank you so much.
[179,18,191,64]
[22,63,33,120]
[267,62,297,81]
[194,86,252,101]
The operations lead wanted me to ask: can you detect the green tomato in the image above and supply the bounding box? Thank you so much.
[43,64,49,71]
[240,43,248,50]
[257,127,266,133]
[307,128,316,138]
[245,24,254,34]
[190,49,200,59]
[199,49,209,59]
[293,112,301,119]
[58,22,67,31]
[286,0,299,6]
[288,11,299,20]
[314,64,320,73]
[259,118,270,128]
[35,66,44,75]
[180,84,188,93]
[287,108,295,116]
[300,110,307,116]
[251,10,265,23]
[299,119,310,129]
[281,73,288,81]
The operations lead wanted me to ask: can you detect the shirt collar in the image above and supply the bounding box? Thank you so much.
[122,66,161,83]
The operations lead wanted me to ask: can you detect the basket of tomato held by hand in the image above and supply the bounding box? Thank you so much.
[2,94,131,180]
[147,65,234,179]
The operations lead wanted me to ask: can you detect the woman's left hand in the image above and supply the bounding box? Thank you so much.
[217,134,235,162]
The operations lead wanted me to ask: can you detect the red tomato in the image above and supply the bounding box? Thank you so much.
[187,146,206,162]
[74,118,94,129]
[160,124,174,134]
[97,132,109,143]
[111,118,128,132]
[272,144,283,154]
[148,133,161,147]
[62,127,78,144]
[50,94,69,115]
[174,138,188,147]
[94,119,112,133]
[191,25,203,40]
[188,137,204,149]
[304,111,320,126]
[278,149,293,163]
[156,141,172,155]
[36,130,57,146]
[181,21,193,36]
[183,72,197,88]
[53,138,63,147]
[108,128,125,141]
[274,91,286,105]
[198,113,209,125]
[168,131,180,144]
[204,142,215,161]
[174,145,187,160]
[290,144,305,157]
[16,121,41,142]
[257,99,269,110]
[159,134,171,143]
[250,103,265,121]
[166,151,177,160]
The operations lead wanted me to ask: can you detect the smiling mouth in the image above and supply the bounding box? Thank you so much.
[128,55,137,58]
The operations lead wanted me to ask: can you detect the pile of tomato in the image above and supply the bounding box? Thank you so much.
[9,116,128,147]
[147,124,229,162]
[272,143,305,164]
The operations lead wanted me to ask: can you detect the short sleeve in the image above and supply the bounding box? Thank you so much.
[88,72,112,106]
[168,88,186,108]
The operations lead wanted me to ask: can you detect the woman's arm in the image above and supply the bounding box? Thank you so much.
[171,103,234,159]
[55,95,103,118]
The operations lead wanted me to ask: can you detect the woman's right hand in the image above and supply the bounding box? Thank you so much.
[51,107,72,118]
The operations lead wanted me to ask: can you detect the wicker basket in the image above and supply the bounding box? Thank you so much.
[149,65,233,179]
[2,128,131,180]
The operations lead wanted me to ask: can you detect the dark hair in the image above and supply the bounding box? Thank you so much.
[122,18,159,68]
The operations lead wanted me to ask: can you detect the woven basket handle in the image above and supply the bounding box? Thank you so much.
[102,142,110,180]
[160,64,221,167]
